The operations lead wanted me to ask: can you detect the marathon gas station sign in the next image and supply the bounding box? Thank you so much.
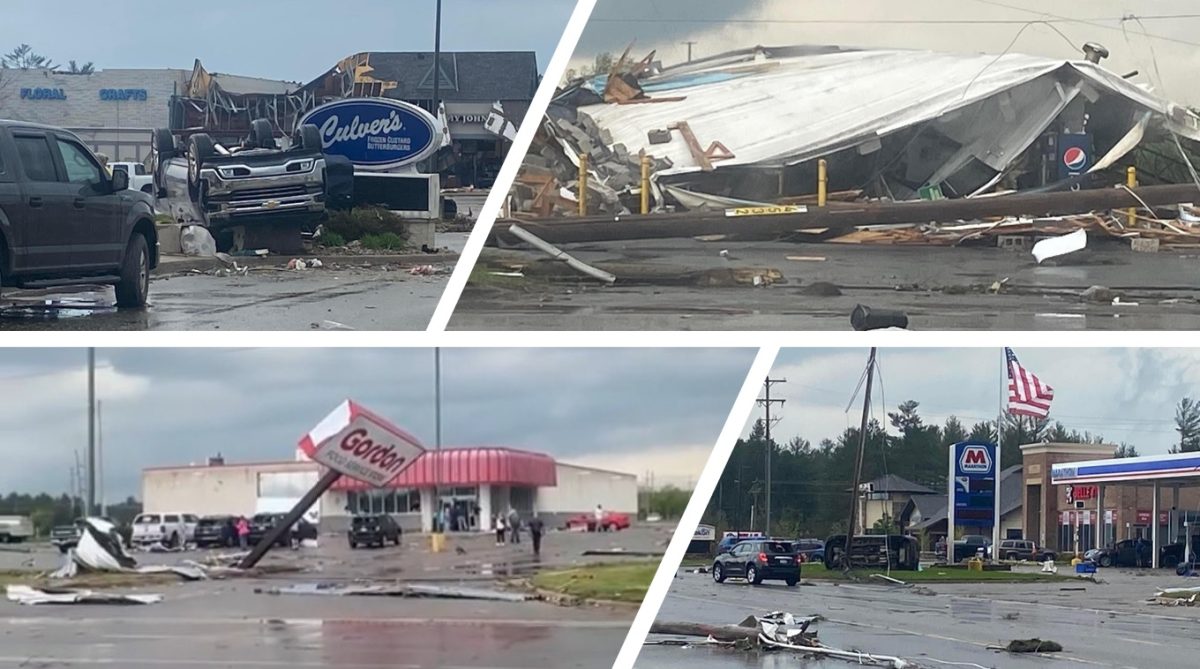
[949,441,997,528]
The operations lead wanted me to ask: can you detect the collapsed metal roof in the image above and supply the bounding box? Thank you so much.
[578,47,1200,177]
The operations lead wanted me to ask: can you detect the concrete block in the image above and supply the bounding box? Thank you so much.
[648,129,672,145]
[1131,237,1160,253]
[156,222,183,255]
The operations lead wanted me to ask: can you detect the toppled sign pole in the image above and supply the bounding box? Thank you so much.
[239,400,426,569]
[493,183,1200,245]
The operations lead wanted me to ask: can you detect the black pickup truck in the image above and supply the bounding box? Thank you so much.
[0,120,158,306]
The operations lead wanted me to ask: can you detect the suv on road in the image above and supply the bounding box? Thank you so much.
[0,120,158,307]
[996,539,1055,562]
[348,514,401,549]
[712,539,799,586]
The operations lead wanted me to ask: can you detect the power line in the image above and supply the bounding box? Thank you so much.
[966,0,1200,48]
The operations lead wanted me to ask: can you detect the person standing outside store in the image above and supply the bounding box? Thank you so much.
[528,513,545,558]
[494,513,507,546]
[593,504,604,532]
[507,507,521,544]
[236,516,250,549]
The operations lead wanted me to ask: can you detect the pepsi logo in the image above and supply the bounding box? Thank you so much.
[1063,146,1088,171]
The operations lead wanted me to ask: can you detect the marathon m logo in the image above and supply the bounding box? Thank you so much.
[959,445,992,474]
[339,428,409,475]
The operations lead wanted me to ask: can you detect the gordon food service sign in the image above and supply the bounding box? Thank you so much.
[299,400,425,487]
[298,98,442,170]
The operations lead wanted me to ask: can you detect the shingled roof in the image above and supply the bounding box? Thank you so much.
[363,52,540,103]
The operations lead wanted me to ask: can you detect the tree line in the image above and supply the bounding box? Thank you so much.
[0,493,141,537]
[699,397,1198,540]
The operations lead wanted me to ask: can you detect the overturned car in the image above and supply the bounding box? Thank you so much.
[151,119,327,252]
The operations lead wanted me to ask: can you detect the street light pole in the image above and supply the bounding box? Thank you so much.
[432,0,442,118]
[87,348,95,517]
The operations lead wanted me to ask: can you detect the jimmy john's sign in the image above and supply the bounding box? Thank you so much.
[299,400,425,487]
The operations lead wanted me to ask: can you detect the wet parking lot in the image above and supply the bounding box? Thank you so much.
[0,233,468,331]
[640,567,1200,668]
[1,524,670,668]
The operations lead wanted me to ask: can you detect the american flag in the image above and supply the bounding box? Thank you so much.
[1006,347,1053,418]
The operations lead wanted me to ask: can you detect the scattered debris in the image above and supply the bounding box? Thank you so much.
[6,584,162,606]
[180,225,216,257]
[999,638,1064,654]
[800,281,842,297]
[508,224,616,284]
[287,258,324,271]
[259,581,531,602]
[1032,229,1088,263]
[851,304,909,331]
[312,320,355,331]
[47,518,206,582]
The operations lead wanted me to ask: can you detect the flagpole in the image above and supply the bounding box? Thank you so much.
[995,348,1004,557]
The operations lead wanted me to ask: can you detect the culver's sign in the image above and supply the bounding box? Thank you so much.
[298,98,441,170]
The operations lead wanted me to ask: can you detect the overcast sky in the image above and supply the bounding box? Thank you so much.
[750,348,1200,457]
[0,348,754,500]
[0,0,573,79]
[576,0,1200,105]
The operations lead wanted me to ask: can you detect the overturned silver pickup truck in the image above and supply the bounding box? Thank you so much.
[150,119,326,252]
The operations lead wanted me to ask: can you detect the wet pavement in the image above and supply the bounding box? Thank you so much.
[1,525,671,668]
[452,239,1200,330]
[638,569,1200,668]
[0,234,468,331]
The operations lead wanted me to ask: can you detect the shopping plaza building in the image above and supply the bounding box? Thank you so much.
[141,447,638,533]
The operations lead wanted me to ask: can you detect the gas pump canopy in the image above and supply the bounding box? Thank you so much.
[1052,451,1200,568]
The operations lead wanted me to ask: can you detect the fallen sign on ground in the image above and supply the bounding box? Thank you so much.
[6,584,162,606]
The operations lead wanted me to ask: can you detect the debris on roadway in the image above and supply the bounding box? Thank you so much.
[256,581,532,602]
[650,611,913,668]
[6,584,163,606]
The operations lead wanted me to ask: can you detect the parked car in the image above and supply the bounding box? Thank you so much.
[712,539,799,586]
[565,511,631,532]
[109,161,154,193]
[150,120,326,252]
[0,515,33,543]
[995,539,1056,562]
[1087,539,1184,568]
[193,515,235,548]
[130,512,196,548]
[792,538,825,563]
[0,120,159,306]
[952,535,992,563]
[247,513,317,547]
[348,514,401,549]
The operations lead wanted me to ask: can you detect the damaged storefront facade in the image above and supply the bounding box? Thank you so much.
[141,447,637,534]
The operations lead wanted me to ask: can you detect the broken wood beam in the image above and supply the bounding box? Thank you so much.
[649,621,760,642]
[492,184,1200,245]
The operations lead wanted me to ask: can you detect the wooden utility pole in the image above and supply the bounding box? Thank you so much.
[757,378,786,535]
[842,348,877,569]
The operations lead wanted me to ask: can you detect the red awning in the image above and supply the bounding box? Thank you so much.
[330,447,558,492]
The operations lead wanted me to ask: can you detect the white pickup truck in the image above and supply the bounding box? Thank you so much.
[109,161,156,194]
[131,512,198,548]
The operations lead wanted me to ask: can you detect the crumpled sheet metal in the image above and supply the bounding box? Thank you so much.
[580,48,1200,178]
[48,517,206,582]
[754,610,912,668]
[6,584,162,606]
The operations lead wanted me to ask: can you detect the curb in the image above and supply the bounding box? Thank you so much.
[155,253,461,276]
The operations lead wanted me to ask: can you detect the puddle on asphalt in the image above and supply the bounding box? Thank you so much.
[0,297,114,320]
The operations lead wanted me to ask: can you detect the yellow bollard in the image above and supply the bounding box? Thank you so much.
[640,154,651,214]
[1126,166,1138,225]
[817,159,828,207]
[430,531,445,553]
[578,153,589,216]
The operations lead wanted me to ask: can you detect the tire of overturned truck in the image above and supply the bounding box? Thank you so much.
[251,119,276,150]
[114,234,150,308]
[295,124,322,151]
[187,133,217,196]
